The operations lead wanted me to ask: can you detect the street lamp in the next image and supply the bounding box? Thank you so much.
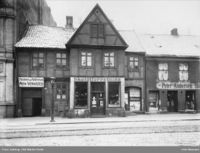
[50,77,56,122]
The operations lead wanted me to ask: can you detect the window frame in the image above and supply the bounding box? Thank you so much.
[56,52,67,68]
[103,52,115,68]
[32,51,45,69]
[108,82,121,108]
[0,19,4,47]
[179,63,189,81]
[56,82,67,102]
[74,82,88,109]
[129,56,139,71]
[80,51,93,68]
[90,23,105,38]
[158,63,168,81]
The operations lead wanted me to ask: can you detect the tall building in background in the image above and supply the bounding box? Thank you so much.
[0,0,56,118]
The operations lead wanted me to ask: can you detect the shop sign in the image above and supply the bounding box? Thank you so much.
[19,77,44,87]
[74,77,121,82]
[156,82,196,89]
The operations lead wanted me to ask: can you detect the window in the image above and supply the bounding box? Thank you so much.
[75,82,88,108]
[81,52,92,67]
[129,56,139,69]
[91,24,104,38]
[104,52,114,67]
[108,82,120,107]
[56,53,67,67]
[0,63,3,73]
[158,63,168,81]
[56,83,67,101]
[32,52,44,68]
[0,19,3,47]
[179,63,188,81]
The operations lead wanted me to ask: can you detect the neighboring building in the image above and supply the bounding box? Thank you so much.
[120,31,146,113]
[141,29,200,113]
[0,0,56,118]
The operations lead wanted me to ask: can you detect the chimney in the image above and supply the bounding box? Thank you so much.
[65,16,73,29]
[171,28,178,36]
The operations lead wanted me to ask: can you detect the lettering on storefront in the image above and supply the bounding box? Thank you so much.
[19,77,44,87]
[74,77,121,82]
[156,82,197,89]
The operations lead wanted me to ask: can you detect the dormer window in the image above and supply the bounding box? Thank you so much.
[90,23,104,38]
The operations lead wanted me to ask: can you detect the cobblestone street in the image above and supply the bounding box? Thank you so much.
[0,114,200,146]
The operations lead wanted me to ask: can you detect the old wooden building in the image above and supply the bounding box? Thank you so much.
[15,4,147,117]
[0,0,56,118]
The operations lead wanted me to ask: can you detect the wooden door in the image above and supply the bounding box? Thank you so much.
[22,98,33,116]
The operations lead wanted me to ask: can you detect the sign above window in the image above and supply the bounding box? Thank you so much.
[19,77,44,87]
[156,81,198,89]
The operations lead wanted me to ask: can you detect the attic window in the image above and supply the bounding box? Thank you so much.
[91,23,104,38]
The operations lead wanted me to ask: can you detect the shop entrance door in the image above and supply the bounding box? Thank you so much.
[22,88,42,117]
[91,82,105,115]
[149,91,159,113]
[185,91,195,110]
[167,91,178,112]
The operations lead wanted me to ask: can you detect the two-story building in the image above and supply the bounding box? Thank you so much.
[141,29,200,113]
[0,0,56,118]
[15,4,147,117]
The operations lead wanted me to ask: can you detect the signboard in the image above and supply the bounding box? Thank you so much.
[156,82,197,90]
[74,77,122,82]
[19,77,44,87]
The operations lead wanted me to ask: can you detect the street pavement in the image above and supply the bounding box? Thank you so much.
[0,113,200,146]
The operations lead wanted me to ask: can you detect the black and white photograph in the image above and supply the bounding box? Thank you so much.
[0,0,200,152]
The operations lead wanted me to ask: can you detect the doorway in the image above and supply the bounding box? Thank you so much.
[167,91,178,112]
[149,91,159,113]
[22,88,42,117]
[185,91,196,110]
[91,82,105,115]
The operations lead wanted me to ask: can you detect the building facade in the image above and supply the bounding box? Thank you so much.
[15,4,147,117]
[142,31,200,113]
[0,0,56,118]
[14,4,200,118]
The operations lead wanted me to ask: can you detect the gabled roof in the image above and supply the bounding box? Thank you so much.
[119,30,145,52]
[67,4,128,48]
[138,34,200,57]
[15,25,75,49]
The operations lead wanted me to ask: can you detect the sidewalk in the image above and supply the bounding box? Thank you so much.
[1,113,200,128]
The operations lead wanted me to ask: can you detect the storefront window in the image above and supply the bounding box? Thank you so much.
[104,52,114,67]
[0,82,3,101]
[56,53,67,67]
[129,88,141,111]
[0,63,3,73]
[56,83,67,101]
[32,52,44,68]
[108,82,120,107]
[179,63,188,81]
[129,56,139,69]
[75,82,88,108]
[81,52,92,67]
[158,63,168,81]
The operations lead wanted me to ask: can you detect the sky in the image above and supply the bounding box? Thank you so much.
[46,0,200,35]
